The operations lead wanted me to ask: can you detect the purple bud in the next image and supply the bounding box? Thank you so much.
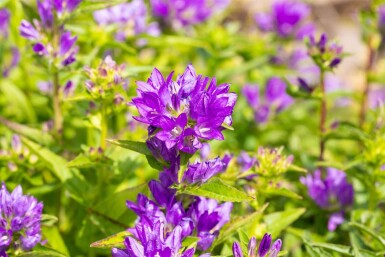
[269,239,282,257]
[318,33,328,53]
[329,58,341,68]
[297,77,313,93]
[11,135,22,153]
[258,233,272,257]
[232,242,244,257]
[113,94,125,105]
[32,43,46,55]
[19,20,40,40]
[63,81,75,97]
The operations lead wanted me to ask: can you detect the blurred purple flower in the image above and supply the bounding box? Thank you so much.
[232,233,282,257]
[243,78,292,124]
[0,183,43,255]
[308,33,343,69]
[378,5,385,26]
[0,9,10,38]
[368,87,385,109]
[200,143,211,160]
[94,0,160,41]
[237,151,256,172]
[132,65,237,154]
[301,168,354,231]
[150,0,230,28]
[255,0,314,40]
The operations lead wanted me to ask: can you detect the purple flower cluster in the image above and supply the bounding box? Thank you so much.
[150,0,230,28]
[255,0,314,40]
[307,33,343,70]
[132,65,237,155]
[19,0,80,66]
[0,183,43,256]
[232,234,282,257]
[93,0,160,42]
[242,78,292,123]
[301,168,354,231]
[112,219,195,257]
[121,159,233,253]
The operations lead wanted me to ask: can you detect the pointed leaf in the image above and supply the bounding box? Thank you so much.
[180,177,253,202]
[90,230,131,249]
[264,208,306,237]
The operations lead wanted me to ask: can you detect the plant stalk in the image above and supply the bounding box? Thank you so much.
[53,70,63,136]
[319,69,327,163]
[359,46,376,127]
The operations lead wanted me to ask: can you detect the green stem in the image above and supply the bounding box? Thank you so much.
[319,69,326,164]
[53,69,63,136]
[100,103,108,149]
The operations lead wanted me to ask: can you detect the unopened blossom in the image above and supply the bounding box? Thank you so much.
[94,0,160,41]
[111,219,195,257]
[238,151,257,172]
[300,168,354,231]
[307,33,343,70]
[0,183,43,256]
[255,0,314,40]
[84,55,126,101]
[243,78,292,123]
[255,147,293,176]
[132,65,237,154]
[233,233,282,257]
[151,0,230,28]
[183,157,226,184]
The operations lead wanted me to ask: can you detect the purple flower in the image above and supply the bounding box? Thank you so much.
[242,78,292,124]
[183,157,225,184]
[111,220,195,257]
[368,87,385,109]
[94,0,160,41]
[0,183,43,255]
[132,65,237,154]
[301,168,354,231]
[328,212,345,232]
[0,9,10,38]
[200,143,211,160]
[19,20,41,41]
[255,0,314,40]
[232,234,282,257]
[188,197,232,251]
[53,0,82,14]
[2,47,20,77]
[59,31,78,66]
[150,0,230,28]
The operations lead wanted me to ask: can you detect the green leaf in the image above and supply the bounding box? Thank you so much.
[67,154,94,168]
[41,214,58,227]
[264,208,306,237]
[289,164,307,173]
[304,241,333,257]
[349,222,385,247]
[263,187,303,200]
[21,137,72,182]
[182,236,200,248]
[41,227,69,256]
[90,230,131,249]
[107,139,152,156]
[212,204,268,247]
[180,177,253,202]
[17,246,67,257]
[310,243,353,255]
[0,116,53,145]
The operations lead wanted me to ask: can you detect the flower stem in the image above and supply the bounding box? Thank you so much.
[53,69,63,136]
[319,69,327,163]
[359,46,375,127]
[100,103,108,149]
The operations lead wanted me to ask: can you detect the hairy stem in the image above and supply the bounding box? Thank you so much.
[359,46,376,127]
[319,69,326,163]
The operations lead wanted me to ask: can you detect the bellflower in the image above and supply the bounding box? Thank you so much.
[255,0,314,40]
[0,183,43,256]
[379,4,385,26]
[132,65,237,154]
[112,219,195,257]
[300,168,354,231]
[0,9,10,38]
[188,197,232,251]
[242,78,292,123]
[94,0,160,42]
[232,234,282,257]
[150,0,230,28]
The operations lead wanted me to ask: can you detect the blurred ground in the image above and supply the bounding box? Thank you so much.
[230,0,372,90]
